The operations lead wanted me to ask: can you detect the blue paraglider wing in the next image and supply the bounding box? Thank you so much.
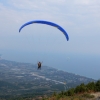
[19,20,69,41]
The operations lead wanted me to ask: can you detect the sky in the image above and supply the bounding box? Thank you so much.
[0,0,100,80]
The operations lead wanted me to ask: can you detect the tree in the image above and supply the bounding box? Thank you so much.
[74,83,87,93]
[86,82,95,92]
[95,80,100,91]
[67,88,75,96]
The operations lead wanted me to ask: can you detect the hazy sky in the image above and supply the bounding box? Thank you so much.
[0,0,100,79]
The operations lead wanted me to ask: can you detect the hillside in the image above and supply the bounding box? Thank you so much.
[0,59,96,99]
[41,92,100,100]
[42,80,100,100]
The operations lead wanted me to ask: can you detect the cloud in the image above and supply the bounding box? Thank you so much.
[73,0,100,6]
[1,0,100,25]
[0,0,100,35]
[0,0,100,55]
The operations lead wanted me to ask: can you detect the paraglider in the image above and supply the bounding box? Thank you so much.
[19,20,69,41]
[19,20,69,69]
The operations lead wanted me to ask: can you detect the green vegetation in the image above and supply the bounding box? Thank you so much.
[43,80,100,100]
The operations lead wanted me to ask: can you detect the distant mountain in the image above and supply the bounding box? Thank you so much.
[0,59,96,99]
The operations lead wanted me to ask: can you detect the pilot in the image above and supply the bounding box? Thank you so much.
[38,62,42,69]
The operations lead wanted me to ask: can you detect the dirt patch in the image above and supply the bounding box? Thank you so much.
[91,92,100,99]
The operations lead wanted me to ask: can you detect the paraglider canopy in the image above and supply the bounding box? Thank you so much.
[19,20,69,41]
